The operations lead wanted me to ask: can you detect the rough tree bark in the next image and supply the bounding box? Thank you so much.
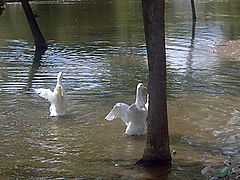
[139,0,172,165]
[20,0,47,50]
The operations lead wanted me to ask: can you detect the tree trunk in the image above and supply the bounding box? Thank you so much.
[191,0,196,21]
[20,0,47,50]
[140,0,172,165]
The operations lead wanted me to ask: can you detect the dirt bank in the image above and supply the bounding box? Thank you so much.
[217,39,240,61]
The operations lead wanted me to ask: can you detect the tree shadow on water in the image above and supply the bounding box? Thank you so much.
[130,158,206,180]
[26,47,47,90]
[139,163,171,180]
[0,7,4,16]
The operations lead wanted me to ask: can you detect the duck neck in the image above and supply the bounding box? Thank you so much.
[135,88,144,109]
[57,75,62,86]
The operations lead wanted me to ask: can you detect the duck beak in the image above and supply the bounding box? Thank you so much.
[144,85,148,92]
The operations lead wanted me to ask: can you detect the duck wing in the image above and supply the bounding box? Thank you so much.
[105,102,130,125]
[127,104,138,117]
[34,88,54,103]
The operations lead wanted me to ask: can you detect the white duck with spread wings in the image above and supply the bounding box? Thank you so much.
[34,72,66,117]
[105,83,148,136]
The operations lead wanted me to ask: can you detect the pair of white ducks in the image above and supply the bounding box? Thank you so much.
[35,72,149,136]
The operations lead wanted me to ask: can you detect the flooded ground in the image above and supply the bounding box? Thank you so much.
[0,0,239,179]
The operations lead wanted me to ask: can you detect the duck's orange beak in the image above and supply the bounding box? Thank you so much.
[144,85,148,92]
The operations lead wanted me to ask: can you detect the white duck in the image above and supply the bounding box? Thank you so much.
[34,72,66,117]
[105,83,148,136]
[145,94,149,110]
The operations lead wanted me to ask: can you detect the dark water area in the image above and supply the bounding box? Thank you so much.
[0,0,240,179]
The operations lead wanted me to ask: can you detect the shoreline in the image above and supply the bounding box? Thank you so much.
[217,39,240,61]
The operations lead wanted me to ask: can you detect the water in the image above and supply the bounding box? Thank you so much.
[0,0,240,179]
